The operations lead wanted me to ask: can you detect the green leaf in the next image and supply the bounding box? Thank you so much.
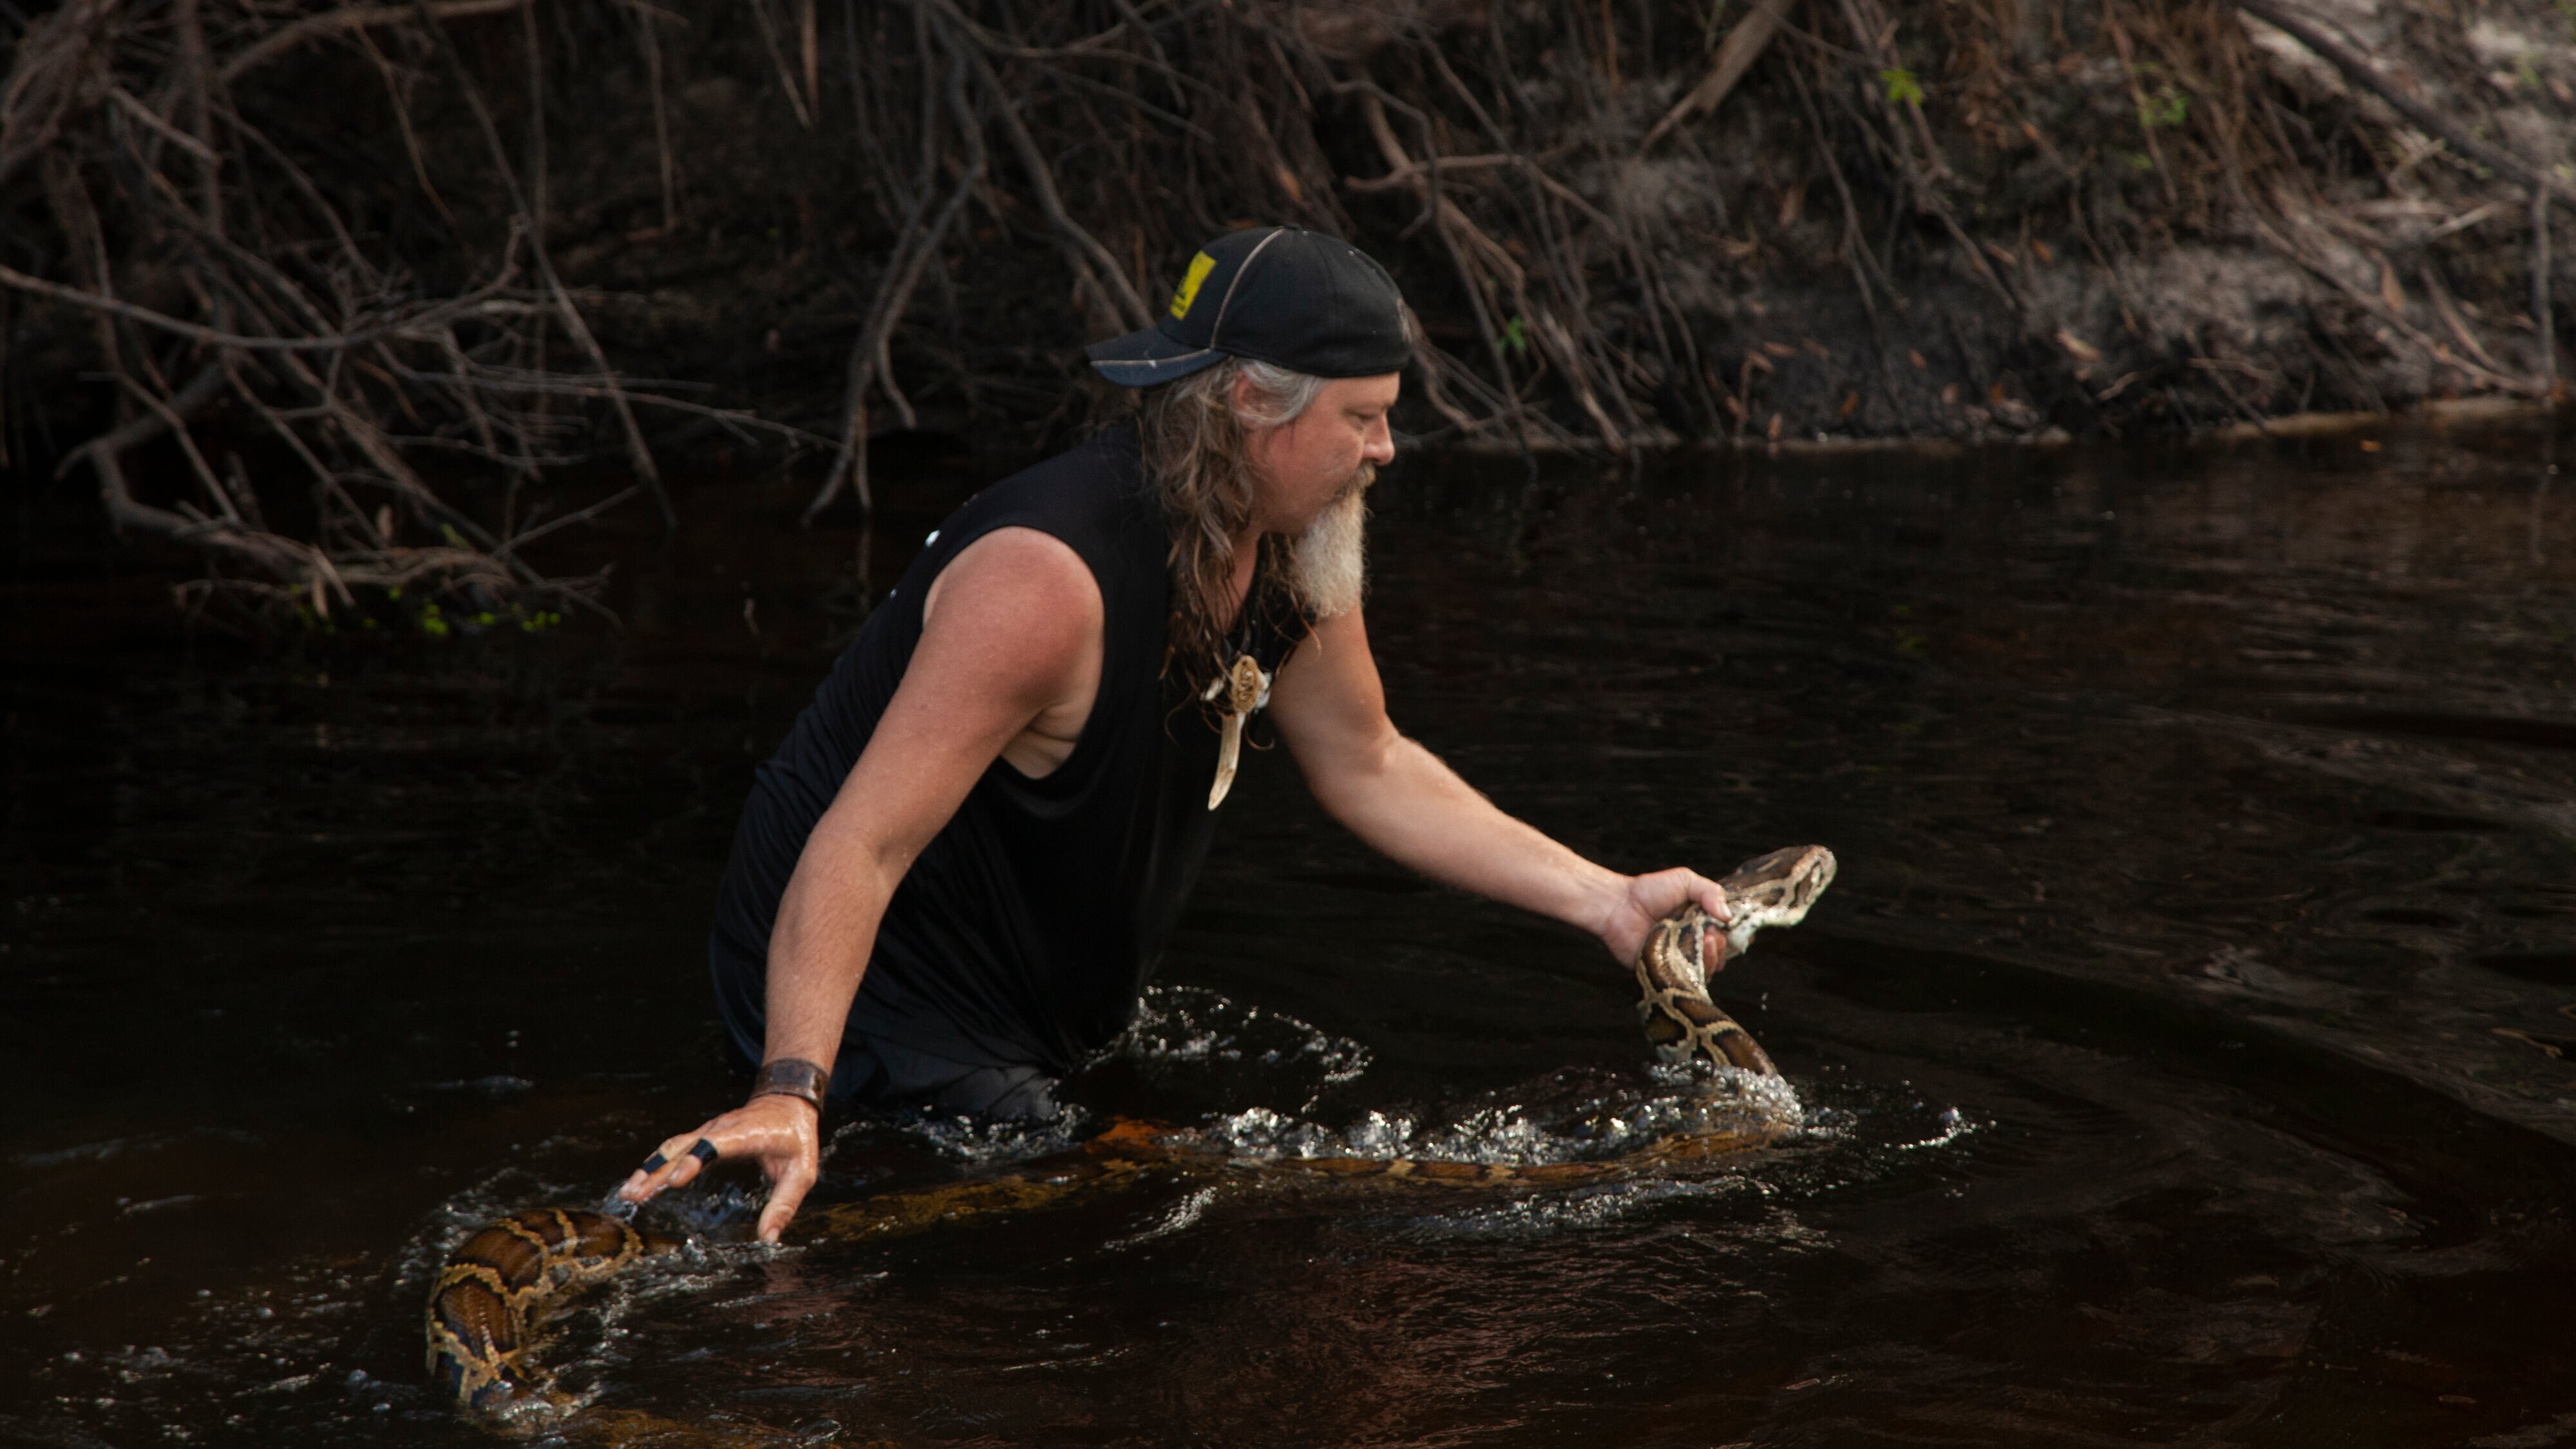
[1879,67,1924,106]
[1500,315,1530,356]
[2139,86,2188,129]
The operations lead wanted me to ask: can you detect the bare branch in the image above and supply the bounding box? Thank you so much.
[218,0,534,86]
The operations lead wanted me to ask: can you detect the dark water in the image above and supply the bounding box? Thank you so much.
[8,417,2576,1446]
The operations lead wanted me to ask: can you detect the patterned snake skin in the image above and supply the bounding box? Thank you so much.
[1633,844,1838,1075]
[425,844,1837,1419]
[424,1207,679,1413]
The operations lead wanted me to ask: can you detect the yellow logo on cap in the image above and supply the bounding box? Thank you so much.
[1170,251,1216,319]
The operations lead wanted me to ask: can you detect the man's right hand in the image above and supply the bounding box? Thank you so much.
[618,1094,820,1244]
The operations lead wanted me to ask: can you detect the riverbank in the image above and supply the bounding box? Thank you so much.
[1,0,2570,615]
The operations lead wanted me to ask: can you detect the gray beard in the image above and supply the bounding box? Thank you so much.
[1286,469,1370,620]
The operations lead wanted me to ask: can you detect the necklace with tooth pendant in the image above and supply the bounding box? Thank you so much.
[1204,654,1271,810]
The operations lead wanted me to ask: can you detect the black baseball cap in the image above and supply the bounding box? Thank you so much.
[1086,225,1412,387]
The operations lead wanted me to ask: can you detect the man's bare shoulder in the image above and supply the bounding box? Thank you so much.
[918,527,1103,677]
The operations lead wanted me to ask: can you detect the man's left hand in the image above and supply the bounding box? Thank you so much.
[1596,867,1731,965]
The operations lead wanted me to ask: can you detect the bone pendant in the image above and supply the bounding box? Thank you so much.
[1209,712,1246,809]
[1206,654,1267,810]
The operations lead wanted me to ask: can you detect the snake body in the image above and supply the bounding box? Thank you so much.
[424,1207,679,1414]
[426,844,1836,1420]
[1634,844,1836,1075]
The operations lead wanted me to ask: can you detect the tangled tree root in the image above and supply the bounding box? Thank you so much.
[2,0,2568,619]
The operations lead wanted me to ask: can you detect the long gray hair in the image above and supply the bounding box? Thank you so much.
[1133,358,1334,701]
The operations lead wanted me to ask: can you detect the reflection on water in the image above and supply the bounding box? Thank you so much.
[6,415,2576,1445]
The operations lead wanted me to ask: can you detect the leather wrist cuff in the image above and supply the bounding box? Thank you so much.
[750,1057,829,1116]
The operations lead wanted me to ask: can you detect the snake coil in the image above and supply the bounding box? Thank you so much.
[424,1207,678,1414]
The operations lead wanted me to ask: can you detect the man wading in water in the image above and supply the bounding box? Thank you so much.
[622,226,1739,1241]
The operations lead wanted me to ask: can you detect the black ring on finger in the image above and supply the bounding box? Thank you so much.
[639,1151,669,1174]
[688,1137,720,1166]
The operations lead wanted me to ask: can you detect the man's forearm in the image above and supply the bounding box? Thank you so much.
[1309,734,1626,937]
[761,813,910,1070]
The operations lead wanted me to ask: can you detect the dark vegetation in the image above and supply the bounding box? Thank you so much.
[0,0,2570,623]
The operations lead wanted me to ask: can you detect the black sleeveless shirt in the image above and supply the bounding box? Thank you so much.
[707,428,1307,1077]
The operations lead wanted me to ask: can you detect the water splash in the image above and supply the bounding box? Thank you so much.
[1114,985,1373,1111]
[893,1101,1096,1165]
[1104,1186,1220,1252]
[1388,1175,1757,1240]
[1893,1106,1976,1153]
[1195,1062,1803,1170]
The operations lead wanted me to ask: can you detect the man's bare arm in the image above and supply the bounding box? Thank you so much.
[620,527,1103,1241]
[1266,607,1730,964]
